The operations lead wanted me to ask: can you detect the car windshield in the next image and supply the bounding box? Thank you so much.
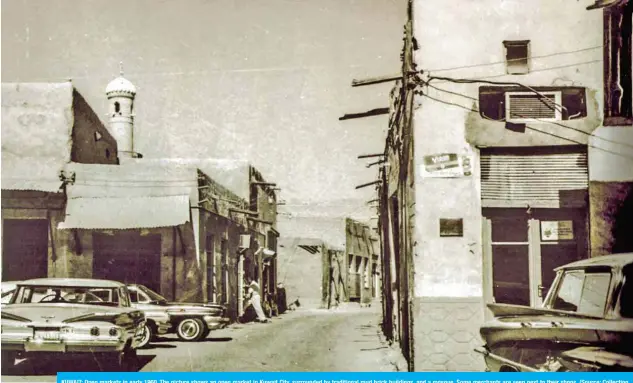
[550,269,612,317]
[12,286,121,306]
[137,285,167,302]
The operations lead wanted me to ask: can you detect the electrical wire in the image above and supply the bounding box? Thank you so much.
[426,82,633,151]
[426,60,602,84]
[419,91,633,163]
[425,45,603,73]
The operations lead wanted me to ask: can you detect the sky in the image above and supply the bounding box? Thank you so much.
[1,0,406,219]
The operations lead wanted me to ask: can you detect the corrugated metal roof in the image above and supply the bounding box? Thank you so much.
[64,162,198,198]
[2,82,74,162]
[58,195,191,230]
[1,155,66,193]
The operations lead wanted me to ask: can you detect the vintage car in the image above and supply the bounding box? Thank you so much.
[127,284,230,342]
[1,278,146,371]
[476,252,633,372]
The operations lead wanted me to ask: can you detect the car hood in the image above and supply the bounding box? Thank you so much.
[2,303,137,325]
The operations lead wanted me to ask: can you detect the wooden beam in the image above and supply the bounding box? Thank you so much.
[247,216,274,225]
[229,207,258,216]
[357,153,385,159]
[339,108,389,121]
[355,180,381,190]
[352,74,401,87]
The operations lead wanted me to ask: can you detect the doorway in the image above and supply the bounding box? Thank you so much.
[93,232,162,293]
[483,208,588,307]
[2,219,49,281]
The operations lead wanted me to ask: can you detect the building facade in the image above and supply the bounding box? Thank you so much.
[375,0,632,372]
[2,76,281,323]
[1,82,119,283]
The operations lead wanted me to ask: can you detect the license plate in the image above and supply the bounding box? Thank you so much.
[34,331,61,341]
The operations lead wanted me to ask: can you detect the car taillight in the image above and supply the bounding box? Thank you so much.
[90,327,100,336]
[109,327,121,337]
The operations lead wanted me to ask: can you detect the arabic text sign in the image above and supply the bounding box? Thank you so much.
[541,220,574,241]
[421,153,472,178]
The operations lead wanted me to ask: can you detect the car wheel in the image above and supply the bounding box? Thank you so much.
[138,323,154,349]
[200,326,211,339]
[176,318,205,341]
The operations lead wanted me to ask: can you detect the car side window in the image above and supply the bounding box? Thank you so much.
[1,290,15,304]
[137,290,151,303]
[129,289,139,303]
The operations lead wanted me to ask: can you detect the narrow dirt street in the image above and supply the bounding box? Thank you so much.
[2,305,398,382]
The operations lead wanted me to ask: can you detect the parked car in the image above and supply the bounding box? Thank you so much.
[476,252,633,372]
[1,278,146,371]
[127,284,230,342]
[1,281,20,305]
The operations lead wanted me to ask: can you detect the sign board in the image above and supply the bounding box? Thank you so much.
[421,153,473,178]
[541,221,574,241]
[439,218,464,237]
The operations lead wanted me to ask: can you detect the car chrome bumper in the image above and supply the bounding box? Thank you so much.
[203,316,230,330]
[2,338,127,353]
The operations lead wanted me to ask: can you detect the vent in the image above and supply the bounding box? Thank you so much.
[505,91,562,122]
[481,149,588,208]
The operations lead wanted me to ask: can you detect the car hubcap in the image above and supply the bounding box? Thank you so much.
[140,325,150,346]
[180,320,199,338]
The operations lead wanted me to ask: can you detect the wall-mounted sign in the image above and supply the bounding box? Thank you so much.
[440,218,464,237]
[541,220,574,241]
[421,153,473,178]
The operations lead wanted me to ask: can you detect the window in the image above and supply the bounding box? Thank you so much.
[602,2,632,125]
[114,101,121,114]
[503,40,530,75]
[129,289,139,303]
[551,270,612,316]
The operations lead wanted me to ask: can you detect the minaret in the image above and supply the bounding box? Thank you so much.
[106,62,137,160]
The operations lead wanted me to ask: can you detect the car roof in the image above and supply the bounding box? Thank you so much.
[17,278,126,288]
[555,253,633,271]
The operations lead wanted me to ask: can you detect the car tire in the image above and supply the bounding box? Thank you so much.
[176,318,206,341]
[200,326,211,339]
[138,323,154,349]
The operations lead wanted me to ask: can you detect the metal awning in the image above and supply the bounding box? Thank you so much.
[1,156,65,193]
[58,195,191,230]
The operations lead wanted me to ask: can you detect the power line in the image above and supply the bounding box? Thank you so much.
[419,92,633,163]
[426,45,603,73]
[427,75,568,115]
[426,83,633,151]
[426,60,601,84]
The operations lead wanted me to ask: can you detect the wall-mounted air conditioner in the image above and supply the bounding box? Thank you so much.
[505,91,562,123]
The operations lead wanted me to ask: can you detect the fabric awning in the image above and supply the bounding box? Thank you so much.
[58,195,191,230]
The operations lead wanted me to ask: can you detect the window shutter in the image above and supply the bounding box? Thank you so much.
[481,148,588,208]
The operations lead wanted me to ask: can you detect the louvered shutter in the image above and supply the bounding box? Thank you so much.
[481,149,588,208]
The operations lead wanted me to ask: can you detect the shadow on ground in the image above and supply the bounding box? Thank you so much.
[2,354,155,375]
